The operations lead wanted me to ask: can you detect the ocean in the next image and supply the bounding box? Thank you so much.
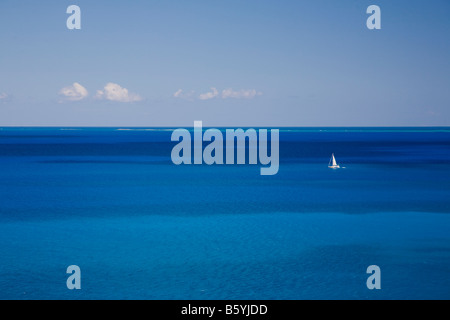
[0,127,449,300]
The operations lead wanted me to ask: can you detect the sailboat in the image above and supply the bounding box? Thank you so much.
[328,153,340,169]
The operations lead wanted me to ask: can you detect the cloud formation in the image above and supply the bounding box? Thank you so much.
[59,83,88,101]
[173,89,183,98]
[0,92,10,104]
[95,83,142,102]
[175,87,262,101]
[222,88,262,99]
[173,89,195,101]
[199,87,219,100]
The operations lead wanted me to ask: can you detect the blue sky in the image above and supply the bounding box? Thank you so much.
[0,0,449,126]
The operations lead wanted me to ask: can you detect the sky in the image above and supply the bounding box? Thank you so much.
[0,0,449,127]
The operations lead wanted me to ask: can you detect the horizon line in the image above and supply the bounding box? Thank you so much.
[1,125,450,129]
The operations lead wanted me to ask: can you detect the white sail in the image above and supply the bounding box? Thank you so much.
[329,153,340,169]
[331,154,337,166]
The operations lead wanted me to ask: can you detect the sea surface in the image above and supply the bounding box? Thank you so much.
[0,127,449,300]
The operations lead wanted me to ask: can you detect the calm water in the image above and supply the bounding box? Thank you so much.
[0,127,449,300]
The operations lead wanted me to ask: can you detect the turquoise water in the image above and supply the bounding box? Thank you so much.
[0,128,449,299]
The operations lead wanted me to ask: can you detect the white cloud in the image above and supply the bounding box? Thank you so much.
[174,87,263,101]
[95,83,142,102]
[173,89,183,98]
[222,88,262,99]
[0,92,9,104]
[199,87,219,100]
[59,83,88,101]
[173,89,195,100]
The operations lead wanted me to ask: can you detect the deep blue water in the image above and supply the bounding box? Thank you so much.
[0,127,449,300]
